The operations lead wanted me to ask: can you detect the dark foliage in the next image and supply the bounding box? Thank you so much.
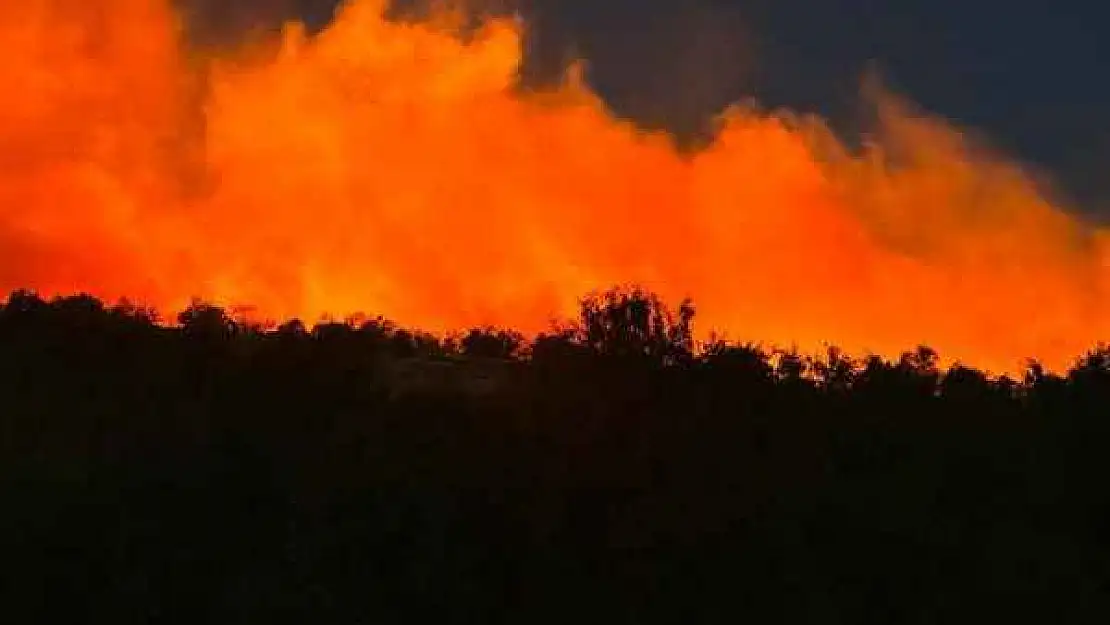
[2,287,1109,624]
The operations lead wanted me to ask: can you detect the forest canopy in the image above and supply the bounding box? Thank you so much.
[2,286,1110,624]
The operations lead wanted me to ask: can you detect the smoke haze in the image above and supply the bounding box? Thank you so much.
[1,0,1107,373]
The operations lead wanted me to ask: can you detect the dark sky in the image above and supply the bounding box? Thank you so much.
[184,0,1110,219]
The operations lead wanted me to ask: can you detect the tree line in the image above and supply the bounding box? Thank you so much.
[2,286,1109,624]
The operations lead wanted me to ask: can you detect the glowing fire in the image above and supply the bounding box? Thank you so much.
[2,0,1107,372]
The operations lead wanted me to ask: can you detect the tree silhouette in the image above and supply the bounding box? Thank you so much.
[576,286,694,364]
[458,327,525,359]
[0,287,1107,624]
[178,300,237,340]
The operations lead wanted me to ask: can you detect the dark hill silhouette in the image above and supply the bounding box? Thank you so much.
[2,286,1109,624]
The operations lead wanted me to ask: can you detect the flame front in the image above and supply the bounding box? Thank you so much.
[2,0,1107,373]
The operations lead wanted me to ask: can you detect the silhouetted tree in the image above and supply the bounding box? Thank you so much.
[812,346,856,396]
[178,300,237,340]
[576,286,694,364]
[458,327,525,359]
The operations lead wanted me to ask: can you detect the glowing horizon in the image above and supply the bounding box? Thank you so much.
[1,0,1107,374]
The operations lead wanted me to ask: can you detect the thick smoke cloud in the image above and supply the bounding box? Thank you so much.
[181,0,1110,216]
[3,0,1108,374]
[177,0,333,43]
[179,0,756,142]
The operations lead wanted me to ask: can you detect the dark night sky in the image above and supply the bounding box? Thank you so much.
[185,0,1110,219]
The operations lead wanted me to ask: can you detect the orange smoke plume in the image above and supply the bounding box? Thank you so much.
[2,0,1107,373]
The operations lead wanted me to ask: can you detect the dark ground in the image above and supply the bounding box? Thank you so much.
[3,287,1110,624]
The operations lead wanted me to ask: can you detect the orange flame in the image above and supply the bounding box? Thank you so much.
[2,0,1108,373]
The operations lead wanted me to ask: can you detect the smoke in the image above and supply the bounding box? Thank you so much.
[176,0,333,44]
[1,0,1107,373]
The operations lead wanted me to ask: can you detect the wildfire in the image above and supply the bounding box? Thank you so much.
[2,0,1107,373]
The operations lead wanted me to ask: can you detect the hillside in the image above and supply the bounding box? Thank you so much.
[2,287,1109,624]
